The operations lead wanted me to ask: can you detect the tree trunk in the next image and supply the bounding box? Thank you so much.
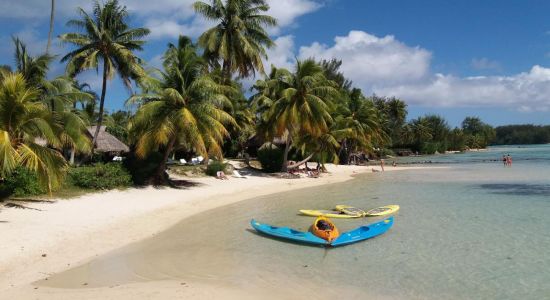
[287,153,315,169]
[281,136,291,172]
[46,0,55,54]
[222,59,232,84]
[154,137,176,185]
[69,148,75,165]
[91,59,109,154]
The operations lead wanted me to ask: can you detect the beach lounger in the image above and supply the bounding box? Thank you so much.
[233,170,247,179]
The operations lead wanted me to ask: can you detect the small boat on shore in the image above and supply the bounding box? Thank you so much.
[334,204,400,217]
[364,205,400,216]
[250,216,394,247]
[299,209,362,218]
[310,216,340,242]
[334,205,366,216]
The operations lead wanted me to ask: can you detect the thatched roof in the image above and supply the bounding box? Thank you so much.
[87,126,129,153]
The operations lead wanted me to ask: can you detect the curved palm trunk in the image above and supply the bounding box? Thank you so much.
[281,136,291,172]
[46,0,55,54]
[154,137,176,185]
[286,153,315,169]
[91,59,108,154]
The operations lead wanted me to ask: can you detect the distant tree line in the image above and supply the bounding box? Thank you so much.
[493,125,550,145]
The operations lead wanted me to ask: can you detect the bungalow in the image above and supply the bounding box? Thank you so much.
[86,126,129,155]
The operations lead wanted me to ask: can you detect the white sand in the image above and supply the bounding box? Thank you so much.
[0,164,429,300]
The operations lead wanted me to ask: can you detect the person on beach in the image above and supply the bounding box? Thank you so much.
[216,171,228,180]
[380,159,385,171]
[392,161,397,167]
[506,154,512,166]
[502,155,507,166]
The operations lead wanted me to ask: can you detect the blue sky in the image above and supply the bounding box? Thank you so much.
[1,0,550,127]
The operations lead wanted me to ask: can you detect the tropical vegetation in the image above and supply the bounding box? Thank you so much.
[0,0,507,198]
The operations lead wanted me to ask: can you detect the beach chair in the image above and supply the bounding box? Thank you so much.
[233,170,247,179]
[179,159,187,165]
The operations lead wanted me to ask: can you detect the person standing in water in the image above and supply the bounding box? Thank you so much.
[506,154,512,166]
[380,159,385,171]
[502,155,507,166]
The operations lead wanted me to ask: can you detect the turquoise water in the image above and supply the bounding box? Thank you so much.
[42,145,550,299]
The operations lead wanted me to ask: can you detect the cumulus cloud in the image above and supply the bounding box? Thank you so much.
[471,57,501,71]
[1,0,321,39]
[145,17,215,39]
[264,35,296,72]
[376,66,550,111]
[270,30,550,112]
[266,0,321,34]
[298,30,432,86]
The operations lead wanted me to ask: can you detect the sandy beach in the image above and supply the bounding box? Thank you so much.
[0,164,428,300]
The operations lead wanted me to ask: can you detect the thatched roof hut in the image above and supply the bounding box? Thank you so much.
[87,126,129,153]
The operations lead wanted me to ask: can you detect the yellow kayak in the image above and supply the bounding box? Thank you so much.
[365,205,400,216]
[335,204,400,217]
[334,205,366,216]
[299,209,362,219]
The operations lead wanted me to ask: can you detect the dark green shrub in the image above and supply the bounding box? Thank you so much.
[0,167,46,197]
[68,163,132,189]
[206,160,228,176]
[258,145,284,172]
[123,152,163,185]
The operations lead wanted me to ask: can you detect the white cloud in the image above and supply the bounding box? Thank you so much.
[298,30,432,86]
[375,66,550,111]
[264,35,296,72]
[1,0,320,39]
[272,30,550,112]
[471,57,501,71]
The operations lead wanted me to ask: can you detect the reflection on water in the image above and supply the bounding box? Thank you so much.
[39,145,550,299]
[480,183,550,196]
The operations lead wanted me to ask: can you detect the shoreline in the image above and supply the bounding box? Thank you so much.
[0,164,434,299]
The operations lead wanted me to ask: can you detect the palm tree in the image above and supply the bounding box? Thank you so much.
[333,89,385,163]
[0,72,67,192]
[13,38,54,87]
[47,0,55,54]
[193,0,277,80]
[12,38,92,162]
[128,36,235,183]
[255,59,338,171]
[42,76,93,162]
[59,0,150,152]
[386,97,407,145]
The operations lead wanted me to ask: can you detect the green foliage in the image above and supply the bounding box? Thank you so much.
[194,0,277,78]
[257,145,284,172]
[68,163,132,189]
[1,167,46,197]
[494,125,550,145]
[205,161,228,176]
[123,152,163,185]
[461,116,495,149]
[128,36,235,163]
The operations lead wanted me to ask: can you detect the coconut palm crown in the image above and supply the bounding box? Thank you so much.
[128,36,236,183]
[193,0,277,79]
[59,0,150,151]
[253,59,338,171]
[0,72,67,192]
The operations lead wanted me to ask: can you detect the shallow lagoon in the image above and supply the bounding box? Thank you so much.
[41,145,550,299]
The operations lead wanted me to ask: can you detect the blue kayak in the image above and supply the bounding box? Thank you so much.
[250,216,394,247]
[250,219,327,245]
[331,216,394,246]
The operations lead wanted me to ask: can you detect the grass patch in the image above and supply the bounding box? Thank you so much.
[168,164,207,177]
